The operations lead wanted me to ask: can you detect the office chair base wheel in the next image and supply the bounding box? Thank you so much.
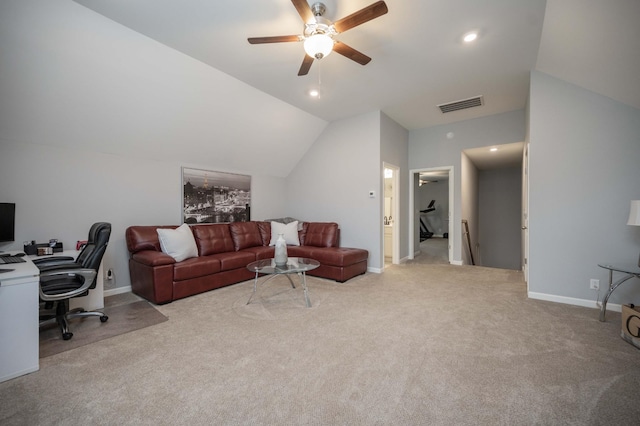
[100,315,108,323]
[62,332,73,340]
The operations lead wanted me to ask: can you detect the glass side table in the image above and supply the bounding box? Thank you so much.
[246,257,320,308]
[597,263,640,321]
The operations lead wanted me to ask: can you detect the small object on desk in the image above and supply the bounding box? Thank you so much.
[0,268,15,273]
[37,247,53,256]
[14,252,25,257]
[0,253,9,257]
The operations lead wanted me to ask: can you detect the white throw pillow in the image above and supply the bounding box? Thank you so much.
[157,223,198,262]
[269,221,300,246]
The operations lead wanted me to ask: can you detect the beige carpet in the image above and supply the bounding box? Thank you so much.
[39,299,168,358]
[1,263,639,425]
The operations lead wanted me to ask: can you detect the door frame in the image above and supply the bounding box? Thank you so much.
[409,166,454,262]
[382,162,400,267]
[522,143,530,286]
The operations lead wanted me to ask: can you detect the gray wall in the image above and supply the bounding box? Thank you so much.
[478,167,522,270]
[285,111,383,271]
[529,71,640,306]
[409,110,526,263]
[461,153,479,265]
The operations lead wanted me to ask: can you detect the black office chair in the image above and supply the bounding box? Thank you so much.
[37,222,111,340]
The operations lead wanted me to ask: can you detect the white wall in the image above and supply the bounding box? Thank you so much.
[410,110,525,263]
[0,0,321,291]
[529,71,640,306]
[286,111,382,270]
[380,113,409,261]
[478,167,522,269]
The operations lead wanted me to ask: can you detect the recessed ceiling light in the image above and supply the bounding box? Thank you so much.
[309,89,320,97]
[490,147,498,152]
[463,32,478,43]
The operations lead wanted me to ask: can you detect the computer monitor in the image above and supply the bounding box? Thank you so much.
[0,203,16,243]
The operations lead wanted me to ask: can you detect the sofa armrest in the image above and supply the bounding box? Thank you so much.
[131,250,175,267]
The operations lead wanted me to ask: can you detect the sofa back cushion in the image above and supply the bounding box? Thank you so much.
[257,222,271,246]
[303,222,339,247]
[191,224,235,256]
[229,222,263,251]
[126,225,177,254]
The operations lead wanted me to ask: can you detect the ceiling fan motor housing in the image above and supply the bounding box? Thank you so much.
[311,2,326,17]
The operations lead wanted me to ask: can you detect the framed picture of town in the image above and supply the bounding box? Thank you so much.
[182,167,251,224]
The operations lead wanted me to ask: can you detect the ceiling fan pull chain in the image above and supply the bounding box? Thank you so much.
[317,60,322,99]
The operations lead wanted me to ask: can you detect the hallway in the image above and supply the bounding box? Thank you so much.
[412,237,449,265]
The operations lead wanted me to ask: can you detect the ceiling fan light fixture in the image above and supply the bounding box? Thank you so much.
[304,33,333,59]
[463,31,478,43]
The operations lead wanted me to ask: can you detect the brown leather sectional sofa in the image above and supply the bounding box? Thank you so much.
[125,221,369,304]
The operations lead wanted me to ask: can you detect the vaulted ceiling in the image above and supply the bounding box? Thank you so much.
[73,0,639,134]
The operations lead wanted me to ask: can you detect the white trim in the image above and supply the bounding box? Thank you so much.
[528,291,622,313]
[368,266,383,274]
[450,260,463,266]
[104,286,132,297]
[382,162,401,269]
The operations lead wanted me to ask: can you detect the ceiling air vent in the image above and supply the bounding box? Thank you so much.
[437,95,484,113]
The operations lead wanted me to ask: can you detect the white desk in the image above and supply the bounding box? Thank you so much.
[0,255,39,383]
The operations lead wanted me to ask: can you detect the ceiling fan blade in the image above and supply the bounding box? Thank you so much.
[333,1,388,33]
[291,0,315,23]
[248,35,301,44]
[333,42,372,65]
[298,54,314,76]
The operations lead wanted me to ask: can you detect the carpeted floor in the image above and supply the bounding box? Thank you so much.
[1,262,639,425]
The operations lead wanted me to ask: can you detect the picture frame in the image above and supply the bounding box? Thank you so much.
[182,167,251,224]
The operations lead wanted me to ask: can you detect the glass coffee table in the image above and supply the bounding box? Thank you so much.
[246,257,320,308]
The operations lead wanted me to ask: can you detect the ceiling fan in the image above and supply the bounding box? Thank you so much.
[248,0,388,76]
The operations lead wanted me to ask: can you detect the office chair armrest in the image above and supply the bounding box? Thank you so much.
[37,262,82,273]
[33,256,76,268]
[39,268,97,301]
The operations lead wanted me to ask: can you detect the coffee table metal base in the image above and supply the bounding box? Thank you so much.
[245,258,320,308]
[246,271,311,308]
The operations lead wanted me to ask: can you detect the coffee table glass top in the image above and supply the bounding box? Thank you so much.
[247,257,320,274]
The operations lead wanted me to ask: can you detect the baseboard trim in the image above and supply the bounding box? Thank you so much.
[368,266,383,274]
[104,286,132,297]
[450,260,463,266]
[528,291,622,313]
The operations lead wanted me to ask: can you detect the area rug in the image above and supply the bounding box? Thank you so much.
[39,300,168,358]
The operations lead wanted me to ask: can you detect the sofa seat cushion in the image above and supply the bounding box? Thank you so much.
[209,251,256,272]
[241,246,275,260]
[173,256,221,281]
[289,246,368,267]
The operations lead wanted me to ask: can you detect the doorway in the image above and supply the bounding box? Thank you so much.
[383,163,399,267]
[409,166,454,263]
